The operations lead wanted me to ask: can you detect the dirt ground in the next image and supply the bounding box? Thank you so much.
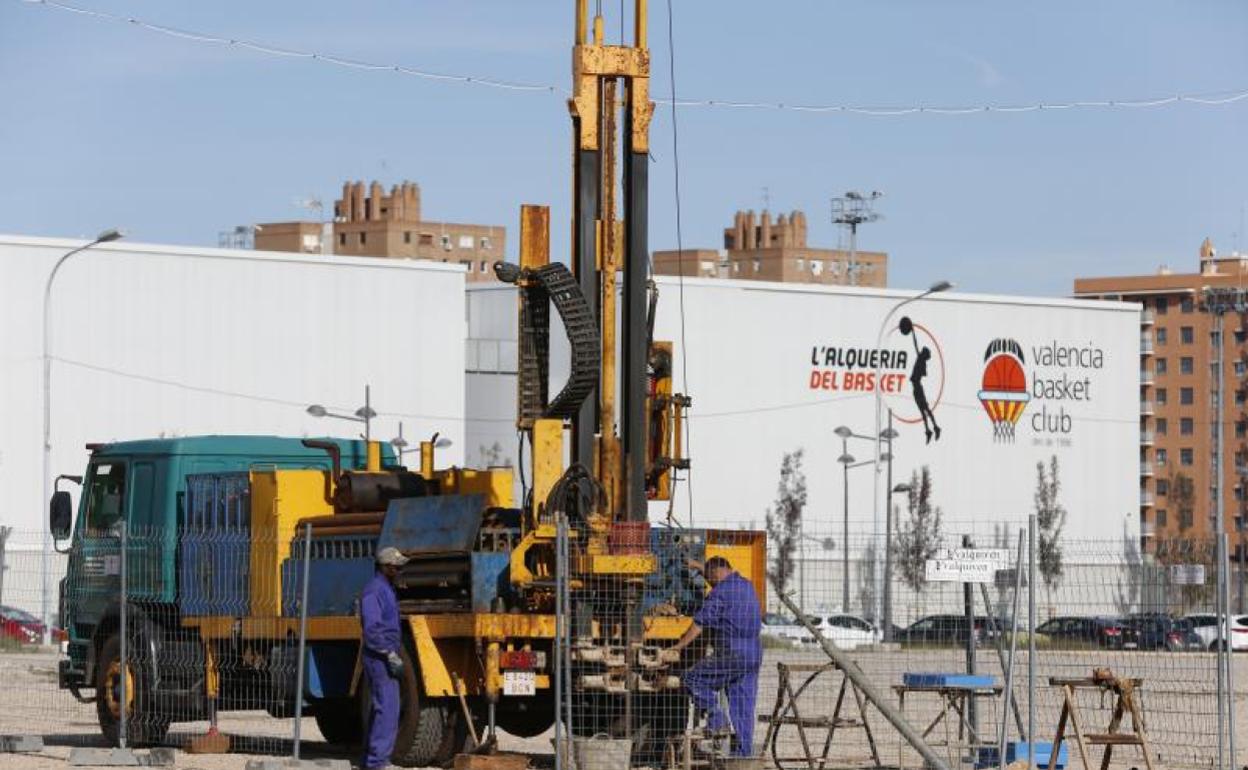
[2,646,1245,769]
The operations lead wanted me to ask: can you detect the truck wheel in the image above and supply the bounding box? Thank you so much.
[95,632,169,746]
[359,644,464,768]
[315,699,363,746]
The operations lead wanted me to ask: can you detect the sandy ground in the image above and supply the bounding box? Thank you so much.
[2,646,1244,769]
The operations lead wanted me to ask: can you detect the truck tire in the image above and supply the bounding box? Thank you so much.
[359,644,464,768]
[315,699,363,746]
[95,632,170,746]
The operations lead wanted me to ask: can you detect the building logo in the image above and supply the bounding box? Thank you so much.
[978,338,1029,442]
[807,314,945,444]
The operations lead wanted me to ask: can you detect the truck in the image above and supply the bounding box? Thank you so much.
[50,1,767,765]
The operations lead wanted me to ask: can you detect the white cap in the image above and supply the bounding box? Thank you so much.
[376,546,409,567]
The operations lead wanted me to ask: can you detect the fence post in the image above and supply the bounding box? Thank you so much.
[292,522,312,760]
[1027,515,1036,770]
[998,529,1026,770]
[1223,532,1237,770]
[554,514,564,770]
[118,520,128,750]
[962,534,977,736]
[1217,535,1228,770]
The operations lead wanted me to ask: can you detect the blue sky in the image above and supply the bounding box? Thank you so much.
[1,0,1245,295]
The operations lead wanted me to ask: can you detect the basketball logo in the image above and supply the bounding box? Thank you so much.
[978,339,1029,442]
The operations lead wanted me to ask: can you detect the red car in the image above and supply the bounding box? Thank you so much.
[0,605,65,645]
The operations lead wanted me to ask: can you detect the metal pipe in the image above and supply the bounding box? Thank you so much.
[979,582,1024,736]
[293,522,312,759]
[300,439,342,482]
[999,529,1026,770]
[777,590,950,770]
[118,519,128,750]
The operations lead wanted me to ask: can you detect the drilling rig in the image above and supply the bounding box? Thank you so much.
[50,0,764,765]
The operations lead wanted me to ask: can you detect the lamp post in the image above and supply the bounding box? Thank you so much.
[307,385,377,442]
[834,427,878,613]
[41,229,124,644]
[870,281,952,627]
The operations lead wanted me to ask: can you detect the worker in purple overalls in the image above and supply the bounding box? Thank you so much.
[663,556,762,756]
[360,546,409,769]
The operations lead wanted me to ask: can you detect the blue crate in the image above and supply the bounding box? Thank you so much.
[976,742,1067,769]
[902,672,997,689]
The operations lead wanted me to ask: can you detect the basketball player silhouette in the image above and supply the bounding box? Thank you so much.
[900,317,941,444]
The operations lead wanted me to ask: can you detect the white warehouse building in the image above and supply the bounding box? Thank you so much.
[465,277,1142,545]
[0,235,467,613]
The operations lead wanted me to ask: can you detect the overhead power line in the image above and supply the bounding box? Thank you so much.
[19,0,1248,117]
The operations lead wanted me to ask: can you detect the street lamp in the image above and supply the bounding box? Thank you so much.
[307,385,377,442]
[390,421,453,467]
[41,229,124,643]
[870,280,953,624]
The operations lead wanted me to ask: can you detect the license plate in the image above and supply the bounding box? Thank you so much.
[1124,642,1138,649]
[503,671,535,696]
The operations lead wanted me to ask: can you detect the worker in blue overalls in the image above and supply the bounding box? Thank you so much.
[360,546,409,770]
[662,555,762,757]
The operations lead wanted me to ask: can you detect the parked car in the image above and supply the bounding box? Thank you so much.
[1182,613,1248,651]
[0,605,64,645]
[1034,616,1134,649]
[810,614,882,650]
[1126,615,1196,651]
[761,612,811,647]
[895,614,985,647]
[1168,618,1208,651]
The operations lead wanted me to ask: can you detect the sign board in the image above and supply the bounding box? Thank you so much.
[933,548,1011,567]
[1170,564,1206,586]
[926,547,1010,583]
[926,558,1000,583]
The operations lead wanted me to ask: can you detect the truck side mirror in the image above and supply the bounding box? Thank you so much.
[50,490,73,540]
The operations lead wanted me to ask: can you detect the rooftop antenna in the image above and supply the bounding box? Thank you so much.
[762,186,771,212]
[831,190,883,286]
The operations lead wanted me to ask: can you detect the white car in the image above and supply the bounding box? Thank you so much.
[807,614,883,650]
[761,613,813,647]
[1182,613,1248,651]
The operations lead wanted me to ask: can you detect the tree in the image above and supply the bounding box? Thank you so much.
[1168,471,1196,533]
[1035,456,1067,594]
[856,540,879,623]
[893,466,944,594]
[1114,519,1143,615]
[764,450,807,598]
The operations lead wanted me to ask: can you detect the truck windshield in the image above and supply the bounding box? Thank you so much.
[85,462,127,533]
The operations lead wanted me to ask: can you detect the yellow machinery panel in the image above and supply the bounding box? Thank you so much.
[433,467,515,508]
[249,469,335,617]
[704,529,768,611]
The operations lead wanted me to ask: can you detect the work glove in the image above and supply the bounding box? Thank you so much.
[659,647,682,664]
[386,650,404,678]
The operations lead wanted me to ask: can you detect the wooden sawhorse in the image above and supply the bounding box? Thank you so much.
[759,662,881,770]
[1049,672,1155,770]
